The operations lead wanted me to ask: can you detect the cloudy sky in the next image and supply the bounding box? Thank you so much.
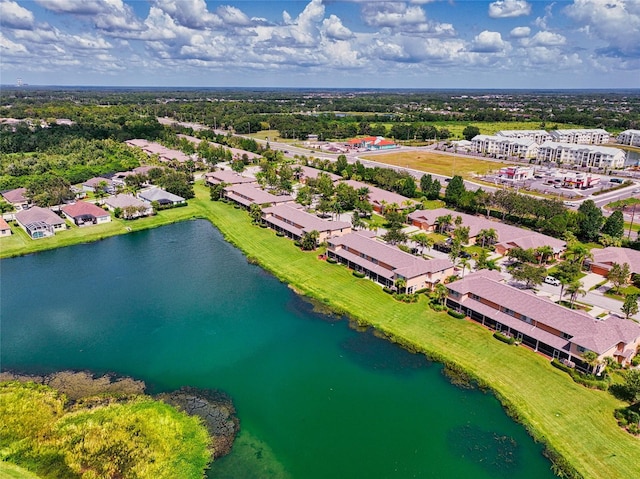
[1,0,638,89]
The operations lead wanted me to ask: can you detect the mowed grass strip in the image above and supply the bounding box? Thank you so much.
[199,190,639,479]
[361,151,509,178]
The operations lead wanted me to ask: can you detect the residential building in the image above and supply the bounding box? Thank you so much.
[340,180,415,213]
[296,165,341,183]
[471,135,539,159]
[617,129,640,147]
[549,129,610,145]
[0,217,11,236]
[104,194,153,219]
[262,204,351,243]
[223,184,294,209]
[327,231,454,292]
[15,206,67,239]
[61,201,112,226]
[446,271,640,369]
[177,134,261,162]
[536,142,626,169]
[1,187,30,211]
[205,170,256,186]
[138,187,186,206]
[82,177,115,194]
[126,139,192,163]
[587,247,640,278]
[496,130,552,144]
[408,208,565,256]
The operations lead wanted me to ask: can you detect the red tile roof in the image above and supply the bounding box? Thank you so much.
[61,201,110,218]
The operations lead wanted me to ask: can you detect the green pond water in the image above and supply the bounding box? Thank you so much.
[0,220,556,479]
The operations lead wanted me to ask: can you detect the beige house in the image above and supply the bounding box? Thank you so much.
[15,206,67,239]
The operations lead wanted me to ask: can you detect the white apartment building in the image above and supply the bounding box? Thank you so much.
[471,135,539,159]
[496,130,552,144]
[617,129,640,147]
[537,141,626,168]
[549,129,610,145]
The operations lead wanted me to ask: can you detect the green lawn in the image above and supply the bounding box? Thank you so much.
[0,462,42,479]
[2,182,640,479]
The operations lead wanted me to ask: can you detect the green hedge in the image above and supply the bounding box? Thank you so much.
[551,359,609,391]
[352,271,366,278]
[447,309,466,319]
[326,258,337,264]
[493,331,516,345]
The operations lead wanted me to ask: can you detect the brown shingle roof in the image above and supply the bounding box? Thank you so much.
[590,247,640,274]
[2,187,28,203]
[224,184,293,206]
[62,201,110,218]
[341,180,416,209]
[263,204,351,234]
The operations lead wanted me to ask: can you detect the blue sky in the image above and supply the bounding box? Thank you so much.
[1,0,638,88]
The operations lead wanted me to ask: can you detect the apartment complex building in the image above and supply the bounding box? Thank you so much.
[536,142,626,168]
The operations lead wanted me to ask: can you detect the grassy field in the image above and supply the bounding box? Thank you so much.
[2,182,640,479]
[361,151,508,178]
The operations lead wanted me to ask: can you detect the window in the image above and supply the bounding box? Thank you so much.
[577,345,586,353]
[521,315,533,324]
[562,332,572,340]
[470,293,480,301]
[502,307,515,316]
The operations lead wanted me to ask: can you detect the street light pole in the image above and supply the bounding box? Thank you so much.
[628,204,637,240]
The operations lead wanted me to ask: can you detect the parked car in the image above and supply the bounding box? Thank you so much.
[544,275,561,286]
[458,251,472,259]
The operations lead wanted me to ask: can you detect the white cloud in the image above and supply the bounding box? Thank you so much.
[362,3,427,28]
[509,26,530,38]
[151,0,222,29]
[471,30,509,53]
[565,0,640,57]
[322,15,354,41]
[216,5,251,27]
[0,31,28,55]
[0,0,35,29]
[488,0,531,19]
[35,0,106,15]
[527,31,566,47]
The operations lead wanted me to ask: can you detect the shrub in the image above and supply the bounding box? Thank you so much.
[415,288,429,295]
[447,309,466,319]
[382,287,394,294]
[326,258,337,264]
[276,231,285,237]
[493,331,515,345]
[352,271,365,278]
[551,359,573,374]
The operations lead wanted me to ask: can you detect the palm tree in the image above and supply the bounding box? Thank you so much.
[476,228,497,249]
[435,214,453,234]
[536,245,554,265]
[433,283,449,306]
[565,243,593,270]
[565,280,586,309]
[395,277,407,294]
[413,232,433,255]
[458,258,470,278]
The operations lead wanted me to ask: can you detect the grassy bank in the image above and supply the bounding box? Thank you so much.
[2,183,639,478]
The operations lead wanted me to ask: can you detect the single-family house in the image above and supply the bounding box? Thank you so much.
[2,187,30,211]
[408,208,565,256]
[61,201,112,226]
[327,231,454,292]
[588,247,640,278]
[82,177,115,194]
[138,187,186,207]
[15,206,67,239]
[340,180,416,213]
[223,184,294,209]
[205,170,256,186]
[446,270,640,369]
[0,217,12,236]
[104,194,153,219]
[262,204,351,243]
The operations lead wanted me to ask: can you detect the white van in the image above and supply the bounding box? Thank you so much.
[544,276,560,286]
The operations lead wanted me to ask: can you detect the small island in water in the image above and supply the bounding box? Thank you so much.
[0,370,239,478]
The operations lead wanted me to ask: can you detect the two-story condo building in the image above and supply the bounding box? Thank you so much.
[549,129,610,145]
[262,204,351,243]
[446,271,640,370]
[496,130,552,144]
[327,231,454,293]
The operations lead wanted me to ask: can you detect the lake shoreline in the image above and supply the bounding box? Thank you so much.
[2,182,637,479]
